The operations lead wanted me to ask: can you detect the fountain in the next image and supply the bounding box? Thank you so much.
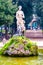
[29,2,40,30]
[0,3,43,65]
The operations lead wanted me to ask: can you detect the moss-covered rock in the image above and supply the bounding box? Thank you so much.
[0,36,38,56]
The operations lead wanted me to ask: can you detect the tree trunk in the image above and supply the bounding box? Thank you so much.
[11,27,13,37]
[5,23,8,39]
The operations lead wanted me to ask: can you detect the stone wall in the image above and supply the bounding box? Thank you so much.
[24,30,43,38]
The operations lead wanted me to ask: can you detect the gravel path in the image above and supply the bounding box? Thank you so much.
[30,38,43,49]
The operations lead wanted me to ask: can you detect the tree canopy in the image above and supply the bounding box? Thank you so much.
[0,0,18,26]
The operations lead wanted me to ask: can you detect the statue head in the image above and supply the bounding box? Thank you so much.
[33,14,36,19]
[33,14,38,19]
[18,6,22,10]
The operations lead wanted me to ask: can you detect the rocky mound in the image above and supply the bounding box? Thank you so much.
[0,36,38,56]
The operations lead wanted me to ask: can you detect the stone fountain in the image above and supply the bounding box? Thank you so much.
[29,2,41,30]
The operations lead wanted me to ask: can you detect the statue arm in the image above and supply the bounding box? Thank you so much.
[16,12,19,19]
[22,11,25,18]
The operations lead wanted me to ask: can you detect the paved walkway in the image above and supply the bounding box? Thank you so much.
[0,39,8,49]
[0,42,4,49]
[30,38,43,49]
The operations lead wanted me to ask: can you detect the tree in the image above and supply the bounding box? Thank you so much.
[37,0,43,28]
[32,0,43,28]
[0,0,18,38]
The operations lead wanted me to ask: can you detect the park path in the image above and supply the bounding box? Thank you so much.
[30,38,43,49]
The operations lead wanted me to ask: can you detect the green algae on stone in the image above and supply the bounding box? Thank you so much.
[0,36,38,56]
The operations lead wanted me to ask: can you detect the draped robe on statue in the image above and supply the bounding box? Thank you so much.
[16,10,25,32]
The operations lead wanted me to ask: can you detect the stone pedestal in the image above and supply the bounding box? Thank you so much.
[24,30,43,38]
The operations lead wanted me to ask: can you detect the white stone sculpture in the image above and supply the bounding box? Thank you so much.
[16,6,25,35]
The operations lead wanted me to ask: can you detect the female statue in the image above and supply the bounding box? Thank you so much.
[16,6,25,35]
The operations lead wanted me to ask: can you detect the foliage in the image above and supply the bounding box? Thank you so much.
[32,0,43,28]
[0,0,18,26]
[35,0,43,27]
[0,37,14,54]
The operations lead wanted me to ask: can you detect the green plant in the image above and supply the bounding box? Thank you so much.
[0,37,14,54]
[0,0,18,37]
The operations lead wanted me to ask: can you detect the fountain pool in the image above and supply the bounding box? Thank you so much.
[0,49,43,65]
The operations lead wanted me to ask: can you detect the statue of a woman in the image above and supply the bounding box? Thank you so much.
[16,6,25,35]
